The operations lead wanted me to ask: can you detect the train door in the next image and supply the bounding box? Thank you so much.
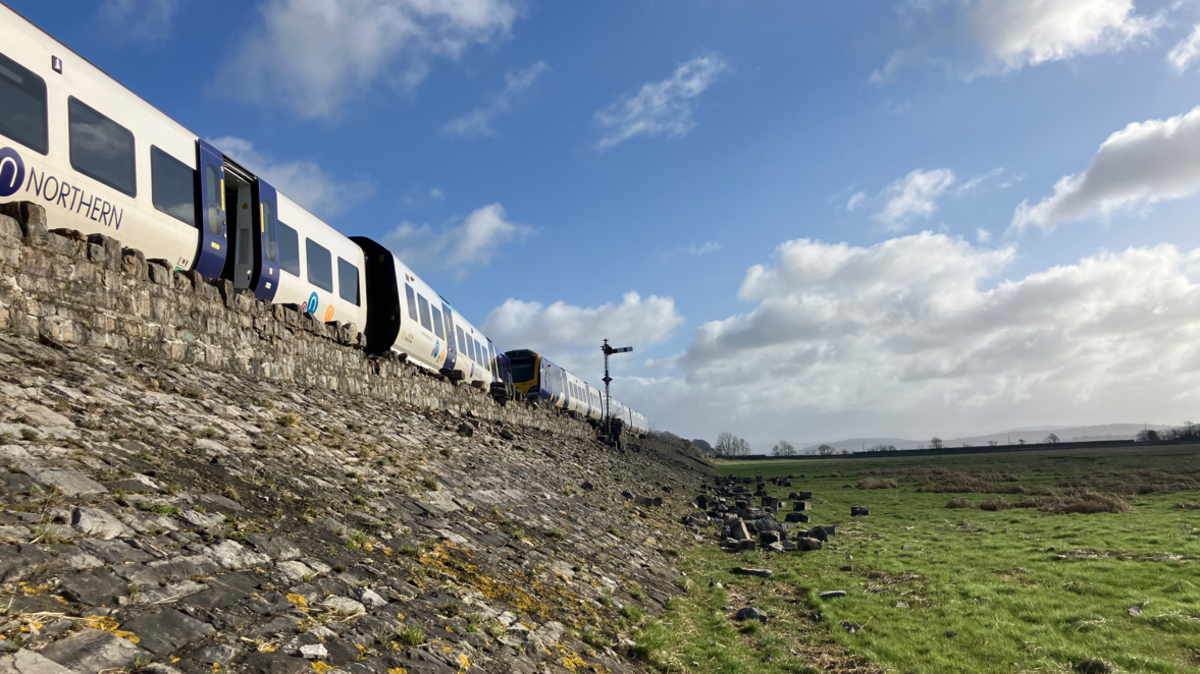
[442,304,458,372]
[193,140,227,279]
[220,157,279,302]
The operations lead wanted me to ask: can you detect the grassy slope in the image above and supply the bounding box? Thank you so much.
[639,444,1200,674]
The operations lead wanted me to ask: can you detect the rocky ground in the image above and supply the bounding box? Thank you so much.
[0,330,712,674]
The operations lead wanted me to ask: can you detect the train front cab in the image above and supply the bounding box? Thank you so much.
[507,349,543,401]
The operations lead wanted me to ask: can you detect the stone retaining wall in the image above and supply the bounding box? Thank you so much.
[0,201,590,438]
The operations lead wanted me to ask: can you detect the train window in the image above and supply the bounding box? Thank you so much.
[510,355,534,382]
[405,284,418,322]
[204,163,222,235]
[337,258,359,305]
[456,327,467,358]
[305,238,333,292]
[0,51,48,155]
[430,307,444,340]
[417,295,432,332]
[262,197,278,262]
[150,146,196,227]
[68,97,136,197]
[277,222,300,276]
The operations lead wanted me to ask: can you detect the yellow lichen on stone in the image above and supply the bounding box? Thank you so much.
[287,593,308,608]
[311,662,335,674]
[458,653,470,670]
[388,669,408,674]
[82,615,139,643]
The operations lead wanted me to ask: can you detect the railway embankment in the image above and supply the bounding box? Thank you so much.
[0,202,716,673]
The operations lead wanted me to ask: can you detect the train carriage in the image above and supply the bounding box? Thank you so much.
[0,6,213,272]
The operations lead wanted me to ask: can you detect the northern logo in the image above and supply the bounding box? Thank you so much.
[0,147,24,199]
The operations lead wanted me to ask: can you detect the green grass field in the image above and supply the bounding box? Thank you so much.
[638,444,1200,674]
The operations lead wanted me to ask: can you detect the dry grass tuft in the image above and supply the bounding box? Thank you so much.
[945,498,974,509]
[978,498,1014,512]
[857,478,899,490]
[1172,502,1200,510]
[914,470,994,494]
[1017,490,1132,515]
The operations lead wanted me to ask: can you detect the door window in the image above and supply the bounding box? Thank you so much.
[456,327,467,358]
[150,146,196,227]
[0,51,47,154]
[204,163,222,235]
[443,310,456,349]
[69,97,136,196]
[262,196,278,262]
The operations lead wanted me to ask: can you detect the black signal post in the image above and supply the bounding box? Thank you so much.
[601,339,632,440]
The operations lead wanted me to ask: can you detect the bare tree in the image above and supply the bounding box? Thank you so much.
[987,440,999,446]
[1136,429,1159,442]
[839,449,850,455]
[1044,433,1060,444]
[930,437,944,450]
[772,440,796,457]
[817,444,835,455]
[734,436,751,457]
[870,443,897,452]
[714,432,737,457]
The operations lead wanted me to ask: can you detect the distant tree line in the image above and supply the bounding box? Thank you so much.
[1137,421,1199,443]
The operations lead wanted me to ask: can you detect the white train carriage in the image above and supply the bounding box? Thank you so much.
[263,193,366,328]
[0,4,212,272]
[353,236,497,387]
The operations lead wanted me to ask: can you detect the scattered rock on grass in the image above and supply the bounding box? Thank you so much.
[735,607,768,623]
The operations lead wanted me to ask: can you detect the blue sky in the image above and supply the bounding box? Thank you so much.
[18,0,1200,449]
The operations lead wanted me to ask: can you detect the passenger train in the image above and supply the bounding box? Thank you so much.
[0,3,649,435]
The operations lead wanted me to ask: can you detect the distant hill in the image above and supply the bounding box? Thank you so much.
[799,424,1172,454]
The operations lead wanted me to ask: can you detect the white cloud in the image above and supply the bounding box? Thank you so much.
[873,0,1160,81]
[1168,23,1200,72]
[957,167,1005,194]
[402,187,445,208]
[483,291,684,377]
[641,233,1200,447]
[217,0,521,118]
[976,227,991,243]
[677,241,723,256]
[846,191,868,211]
[209,136,375,218]
[100,0,182,43]
[966,0,1159,75]
[383,203,531,279]
[442,61,550,138]
[1011,106,1200,234]
[873,168,957,229]
[594,54,730,151]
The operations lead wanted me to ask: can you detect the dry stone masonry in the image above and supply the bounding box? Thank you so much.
[0,202,717,673]
[0,202,586,437]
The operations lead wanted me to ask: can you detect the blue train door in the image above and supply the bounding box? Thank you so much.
[253,179,280,302]
[193,140,227,279]
[441,303,458,372]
